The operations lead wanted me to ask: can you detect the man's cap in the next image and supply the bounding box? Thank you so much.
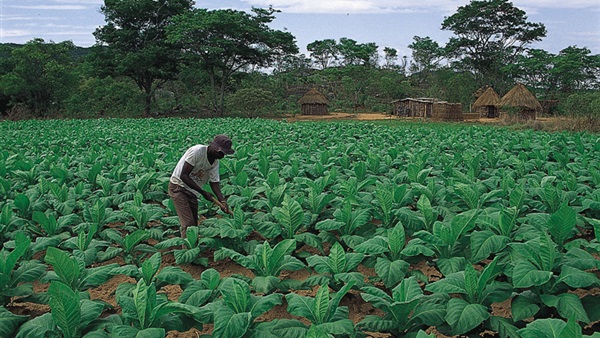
[211,134,234,155]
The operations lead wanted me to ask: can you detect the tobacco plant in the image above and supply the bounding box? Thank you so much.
[359,277,447,337]
[215,239,306,293]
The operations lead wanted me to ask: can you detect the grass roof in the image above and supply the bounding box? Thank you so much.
[472,87,500,109]
[298,88,329,105]
[500,83,542,110]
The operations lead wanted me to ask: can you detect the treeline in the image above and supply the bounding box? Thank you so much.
[0,0,598,120]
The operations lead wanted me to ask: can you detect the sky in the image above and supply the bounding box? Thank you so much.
[0,0,599,61]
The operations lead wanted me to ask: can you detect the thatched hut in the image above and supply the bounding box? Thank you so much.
[500,83,542,120]
[472,87,500,118]
[299,88,329,115]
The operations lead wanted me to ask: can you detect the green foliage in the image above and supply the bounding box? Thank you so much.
[306,242,365,290]
[208,277,282,338]
[64,76,143,118]
[215,239,305,293]
[0,39,78,117]
[93,0,194,116]
[442,0,546,88]
[227,87,276,117]
[0,232,46,305]
[2,117,600,338]
[359,277,446,336]
[166,7,298,114]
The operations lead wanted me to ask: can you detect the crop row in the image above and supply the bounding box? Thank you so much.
[1,118,600,337]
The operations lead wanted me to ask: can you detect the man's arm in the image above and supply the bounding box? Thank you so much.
[179,162,213,201]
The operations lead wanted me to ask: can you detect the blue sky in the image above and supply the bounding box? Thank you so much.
[1,0,598,60]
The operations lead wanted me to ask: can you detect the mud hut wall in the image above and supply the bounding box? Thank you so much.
[432,103,463,121]
[476,105,499,118]
[301,103,328,115]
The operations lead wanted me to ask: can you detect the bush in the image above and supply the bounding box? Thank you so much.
[560,92,600,131]
[64,77,144,118]
[226,87,275,117]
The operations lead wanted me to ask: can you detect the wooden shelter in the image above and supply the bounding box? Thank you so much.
[299,88,329,115]
[500,83,542,120]
[392,98,442,118]
[472,87,500,118]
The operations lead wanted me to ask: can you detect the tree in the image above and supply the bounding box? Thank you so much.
[337,38,379,67]
[92,0,194,116]
[307,39,338,69]
[0,39,77,117]
[442,0,546,88]
[507,46,600,99]
[383,47,398,70]
[408,36,445,88]
[552,46,600,93]
[166,7,298,115]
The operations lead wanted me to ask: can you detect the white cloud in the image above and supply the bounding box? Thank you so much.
[241,0,600,14]
[0,29,31,38]
[10,5,88,10]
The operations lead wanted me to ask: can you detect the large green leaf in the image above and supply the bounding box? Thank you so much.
[14,313,54,338]
[273,195,304,239]
[221,278,251,314]
[470,230,510,262]
[511,260,553,288]
[487,316,520,338]
[3,232,30,275]
[548,205,577,248]
[512,293,540,322]
[426,272,466,295]
[557,265,600,289]
[141,252,161,285]
[0,306,28,338]
[450,209,479,243]
[444,298,489,335]
[45,247,81,289]
[540,293,590,323]
[517,318,569,338]
[249,293,283,318]
[375,257,410,288]
[48,281,81,338]
[212,307,252,338]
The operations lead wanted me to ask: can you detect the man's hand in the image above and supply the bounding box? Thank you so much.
[219,200,230,214]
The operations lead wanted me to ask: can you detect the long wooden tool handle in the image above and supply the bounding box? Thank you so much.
[212,196,234,215]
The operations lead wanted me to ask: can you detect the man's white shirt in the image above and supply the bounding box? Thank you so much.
[170,145,220,197]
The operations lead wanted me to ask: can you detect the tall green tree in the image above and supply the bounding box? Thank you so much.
[0,39,77,117]
[382,47,398,70]
[307,39,338,69]
[166,7,298,115]
[505,49,556,98]
[408,36,445,88]
[506,46,600,99]
[92,0,194,116]
[442,0,546,89]
[337,38,379,67]
[552,46,600,93]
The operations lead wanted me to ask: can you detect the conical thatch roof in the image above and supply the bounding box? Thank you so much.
[500,83,542,110]
[472,87,500,109]
[473,85,490,99]
[299,88,329,105]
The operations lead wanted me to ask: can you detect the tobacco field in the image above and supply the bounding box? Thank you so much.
[1,118,600,338]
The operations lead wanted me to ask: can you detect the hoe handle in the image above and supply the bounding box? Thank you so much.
[212,196,234,215]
